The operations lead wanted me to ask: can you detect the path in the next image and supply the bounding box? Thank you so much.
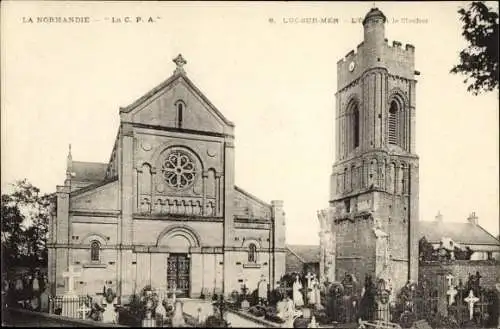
[180,298,267,328]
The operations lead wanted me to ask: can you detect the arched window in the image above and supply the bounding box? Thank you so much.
[346,100,361,152]
[388,100,399,145]
[176,102,184,128]
[248,243,257,263]
[90,241,100,262]
[353,107,360,148]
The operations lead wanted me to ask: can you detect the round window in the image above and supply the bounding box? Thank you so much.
[161,150,197,189]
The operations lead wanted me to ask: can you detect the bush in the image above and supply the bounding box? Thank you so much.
[263,306,285,324]
[426,313,461,329]
[312,308,329,325]
[293,317,309,328]
[248,305,266,317]
[205,315,229,328]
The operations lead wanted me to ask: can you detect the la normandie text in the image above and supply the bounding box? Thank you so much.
[23,16,91,24]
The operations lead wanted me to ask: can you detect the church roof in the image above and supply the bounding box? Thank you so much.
[234,185,271,208]
[71,161,108,182]
[119,55,234,127]
[418,221,500,246]
[286,244,321,264]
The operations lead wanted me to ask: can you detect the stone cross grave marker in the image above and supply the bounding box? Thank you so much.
[445,274,454,288]
[168,281,183,304]
[62,265,81,295]
[305,272,314,304]
[464,290,479,320]
[78,302,91,320]
[446,286,458,306]
[305,272,314,290]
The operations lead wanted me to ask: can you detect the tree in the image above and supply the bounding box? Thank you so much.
[1,179,54,270]
[451,1,499,95]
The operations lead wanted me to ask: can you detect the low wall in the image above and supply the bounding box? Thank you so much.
[4,308,128,327]
[419,260,500,288]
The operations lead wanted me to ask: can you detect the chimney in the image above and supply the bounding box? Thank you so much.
[467,212,478,225]
[435,211,443,222]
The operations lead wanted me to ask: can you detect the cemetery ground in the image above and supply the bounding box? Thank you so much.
[2,269,499,328]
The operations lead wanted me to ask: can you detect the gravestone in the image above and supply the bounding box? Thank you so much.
[78,302,91,320]
[327,282,343,322]
[305,272,314,304]
[377,290,391,323]
[61,265,82,318]
[447,285,458,306]
[39,289,49,313]
[171,300,185,327]
[155,290,167,324]
[277,297,287,320]
[32,274,40,296]
[101,288,119,323]
[411,319,433,329]
[464,290,479,321]
[142,311,156,327]
[257,275,268,305]
[308,315,319,328]
[293,275,304,307]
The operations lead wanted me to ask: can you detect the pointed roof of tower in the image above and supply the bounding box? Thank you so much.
[363,6,387,25]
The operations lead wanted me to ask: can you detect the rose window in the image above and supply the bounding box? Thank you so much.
[162,150,197,189]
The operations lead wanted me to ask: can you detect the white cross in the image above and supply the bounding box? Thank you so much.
[78,303,91,320]
[445,273,454,288]
[305,272,314,289]
[62,266,81,294]
[464,290,479,320]
[446,286,458,306]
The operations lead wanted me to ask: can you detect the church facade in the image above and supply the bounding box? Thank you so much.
[47,55,286,299]
[318,7,420,293]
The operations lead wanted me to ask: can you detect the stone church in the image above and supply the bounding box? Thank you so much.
[318,7,419,293]
[48,55,286,300]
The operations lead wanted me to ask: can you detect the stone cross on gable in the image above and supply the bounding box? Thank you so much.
[446,285,458,306]
[173,54,187,75]
[464,290,479,320]
[62,265,81,295]
[445,274,454,288]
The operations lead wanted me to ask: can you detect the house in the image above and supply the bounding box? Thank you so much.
[285,244,320,277]
[418,212,500,261]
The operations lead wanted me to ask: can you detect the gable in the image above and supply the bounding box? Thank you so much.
[286,244,321,263]
[233,186,272,220]
[70,180,119,211]
[121,74,234,135]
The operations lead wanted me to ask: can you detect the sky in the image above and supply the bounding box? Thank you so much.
[2,1,499,244]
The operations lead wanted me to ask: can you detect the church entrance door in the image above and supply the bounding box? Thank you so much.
[167,253,190,297]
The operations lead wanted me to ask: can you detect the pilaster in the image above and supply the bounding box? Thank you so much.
[223,137,235,295]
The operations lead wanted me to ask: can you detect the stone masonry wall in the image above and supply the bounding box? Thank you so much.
[419,260,500,288]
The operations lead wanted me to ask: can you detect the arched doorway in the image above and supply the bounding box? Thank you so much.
[157,225,201,297]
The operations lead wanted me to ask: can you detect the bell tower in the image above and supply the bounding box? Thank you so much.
[327,7,419,292]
